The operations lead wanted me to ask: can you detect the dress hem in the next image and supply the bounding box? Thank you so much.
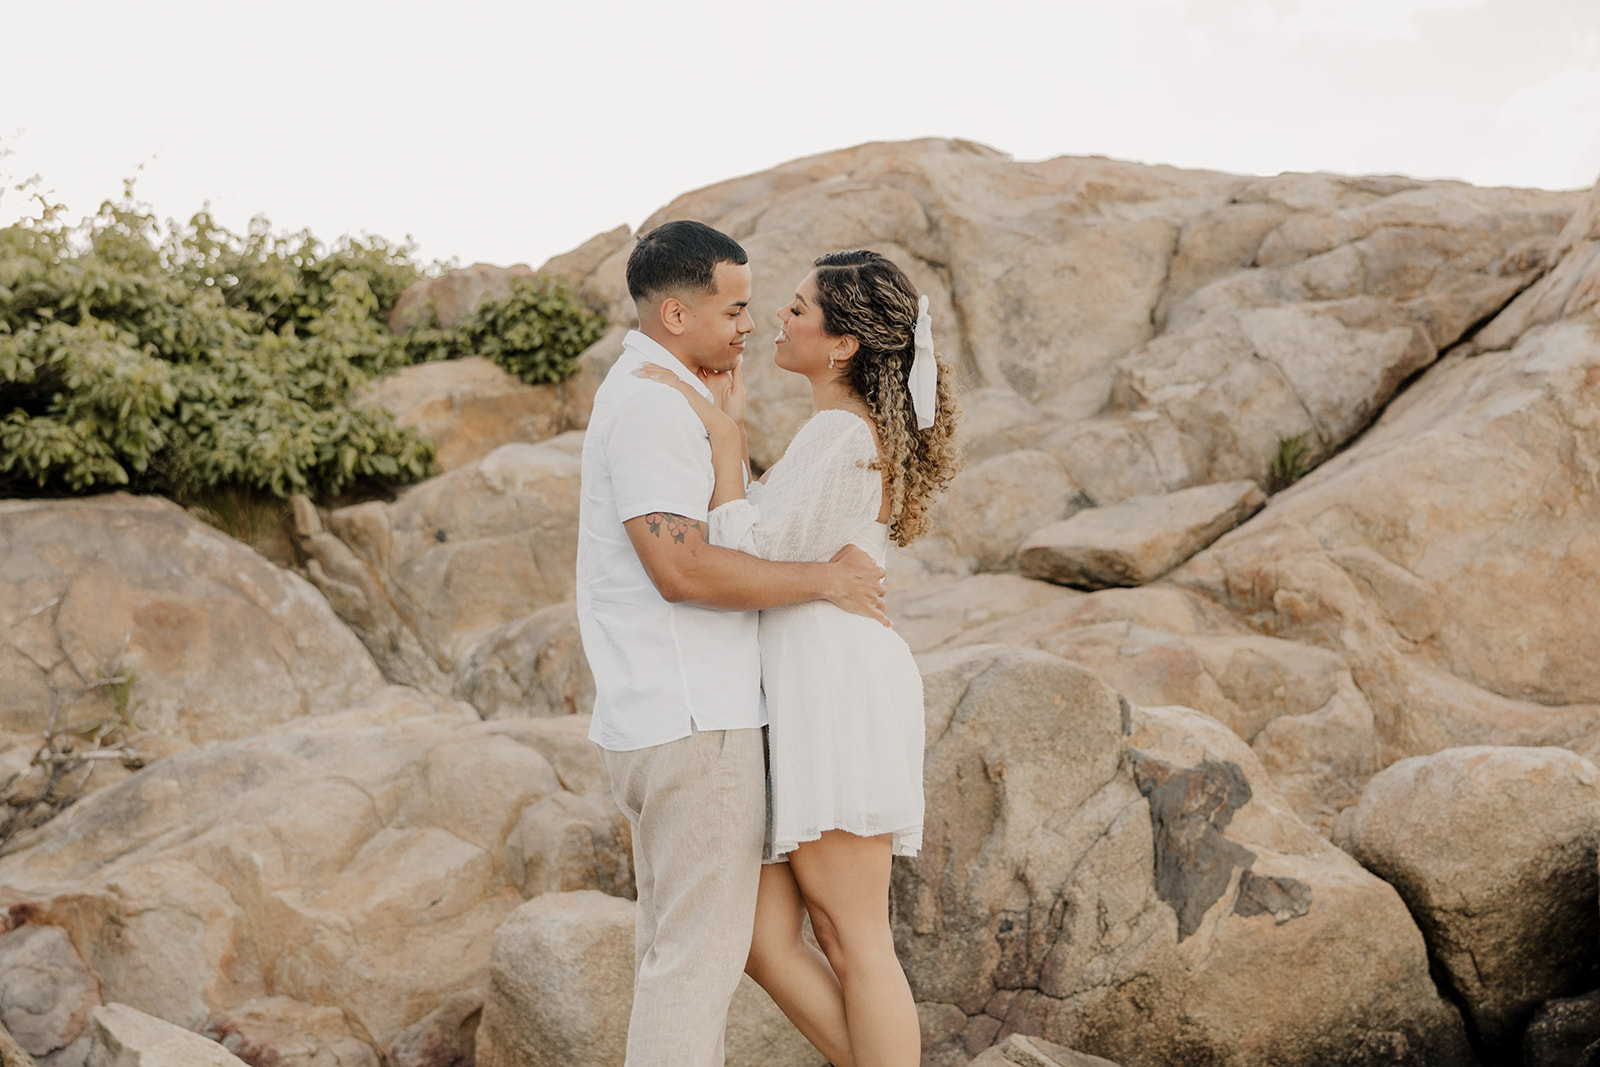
[765,821,923,864]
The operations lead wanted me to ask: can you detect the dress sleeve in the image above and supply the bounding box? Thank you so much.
[708,412,882,563]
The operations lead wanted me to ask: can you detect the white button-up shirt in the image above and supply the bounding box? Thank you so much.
[577,330,764,751]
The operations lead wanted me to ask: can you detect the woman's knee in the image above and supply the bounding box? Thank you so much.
[746,917,801,980]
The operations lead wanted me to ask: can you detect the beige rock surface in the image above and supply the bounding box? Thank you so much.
[887,574,1079,654]
[453,600,594,719]
[475,890,824,1067]
[85,1003,246,1067]
[890,176,1600,832]
[935,451,1083,572]
[388,262,536,332]
[896,646,1468,1066]
[0,924,100,1063]
[1018,480,1266,589]
[200,996,381,1067]
[543,139,1576,483]
[1167,179,1600,788]
[0,689,616,1060]
[968,1033,1124,1067]
[358,356,572,471]
[0,495,385,743]
[1332,746,1600,1054]
[295,440,582,702]
[6,141,1599,1067]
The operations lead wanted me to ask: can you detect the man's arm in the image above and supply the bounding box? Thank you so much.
[625,511,889,625]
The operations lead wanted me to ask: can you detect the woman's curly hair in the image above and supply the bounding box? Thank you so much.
[811,250,960,546]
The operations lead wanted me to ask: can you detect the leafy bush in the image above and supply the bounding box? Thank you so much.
[0,185,604,503]
[403,274,605,385]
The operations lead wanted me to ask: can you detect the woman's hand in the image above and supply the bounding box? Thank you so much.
[635,363,740,441]
[699,360,746,425]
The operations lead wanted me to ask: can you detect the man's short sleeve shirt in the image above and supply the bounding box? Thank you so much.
[576,331,764,751]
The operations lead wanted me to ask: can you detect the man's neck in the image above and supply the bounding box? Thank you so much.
[635,324,702,378]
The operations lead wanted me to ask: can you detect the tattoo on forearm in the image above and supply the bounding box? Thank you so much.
[643,512,704,544]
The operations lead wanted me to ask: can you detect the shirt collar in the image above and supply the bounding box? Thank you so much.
[621,330,715,401]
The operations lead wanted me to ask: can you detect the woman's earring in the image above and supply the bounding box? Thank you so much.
[828,353,836,370]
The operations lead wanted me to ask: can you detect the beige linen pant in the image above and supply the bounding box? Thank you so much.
[603,726,765,1067]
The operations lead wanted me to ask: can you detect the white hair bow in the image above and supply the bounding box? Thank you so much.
[909,295,937,430]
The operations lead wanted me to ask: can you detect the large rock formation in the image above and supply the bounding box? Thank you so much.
[548,139,1575,492]
[897,646,1470,1067]
[293,438,583,701]
[0,687,621,1065]
[5,140,1600,1066]
[0,495,385,744]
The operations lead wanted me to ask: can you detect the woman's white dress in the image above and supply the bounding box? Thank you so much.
[709,408,925,860]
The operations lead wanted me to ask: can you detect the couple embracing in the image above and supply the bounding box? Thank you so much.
[576,219,958,1067]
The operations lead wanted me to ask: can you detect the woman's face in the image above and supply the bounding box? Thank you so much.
[774,271,843,377]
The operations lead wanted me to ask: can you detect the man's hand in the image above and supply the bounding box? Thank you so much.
[823,544,890,627]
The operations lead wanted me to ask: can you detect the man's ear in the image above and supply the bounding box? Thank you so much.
[659,296,688,337]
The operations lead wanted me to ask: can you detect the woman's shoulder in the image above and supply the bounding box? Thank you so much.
[799,407,878,452]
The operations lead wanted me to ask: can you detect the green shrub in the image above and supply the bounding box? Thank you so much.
[0,192,433,500]
[402,274,605,386]
[459,275,605,384]
[0,185,605,504]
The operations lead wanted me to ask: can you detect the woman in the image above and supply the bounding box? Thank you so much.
[636,250,958,1066]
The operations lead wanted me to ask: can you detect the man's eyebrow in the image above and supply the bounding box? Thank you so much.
[727,299,749,309]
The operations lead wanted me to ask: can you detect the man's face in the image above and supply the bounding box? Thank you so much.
[676,261,753,373]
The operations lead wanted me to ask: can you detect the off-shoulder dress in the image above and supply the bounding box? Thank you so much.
[709,408,924,861]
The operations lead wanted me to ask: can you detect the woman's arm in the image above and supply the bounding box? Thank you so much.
[634,363,747,509]
[704,358,752,485]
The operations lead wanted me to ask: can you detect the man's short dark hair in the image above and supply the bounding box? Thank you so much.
[626,220,748,304]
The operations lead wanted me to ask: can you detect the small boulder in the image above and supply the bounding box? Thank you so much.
[1333,746,1600,1055]
[453,601,594,719]
[85,1002,247,1067]
[0,924,101,1062]
[200,996,380,1067]
[968,1033,1124,1066]
[382,989,482,1067]
[359,356,570,471]
[475,890,822,1067]
[1018,480,1266,589]
[1524,989,1600,1067]
[503,791,633,899]
[936,451,1083,571]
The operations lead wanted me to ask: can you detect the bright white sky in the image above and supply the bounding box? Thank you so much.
[3,0,1598,268]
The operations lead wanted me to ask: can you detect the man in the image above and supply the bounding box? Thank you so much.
[575,219,887,1065]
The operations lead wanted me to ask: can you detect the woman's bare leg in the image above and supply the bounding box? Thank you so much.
[788,830,919,1067]
[745,863,856,1067]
